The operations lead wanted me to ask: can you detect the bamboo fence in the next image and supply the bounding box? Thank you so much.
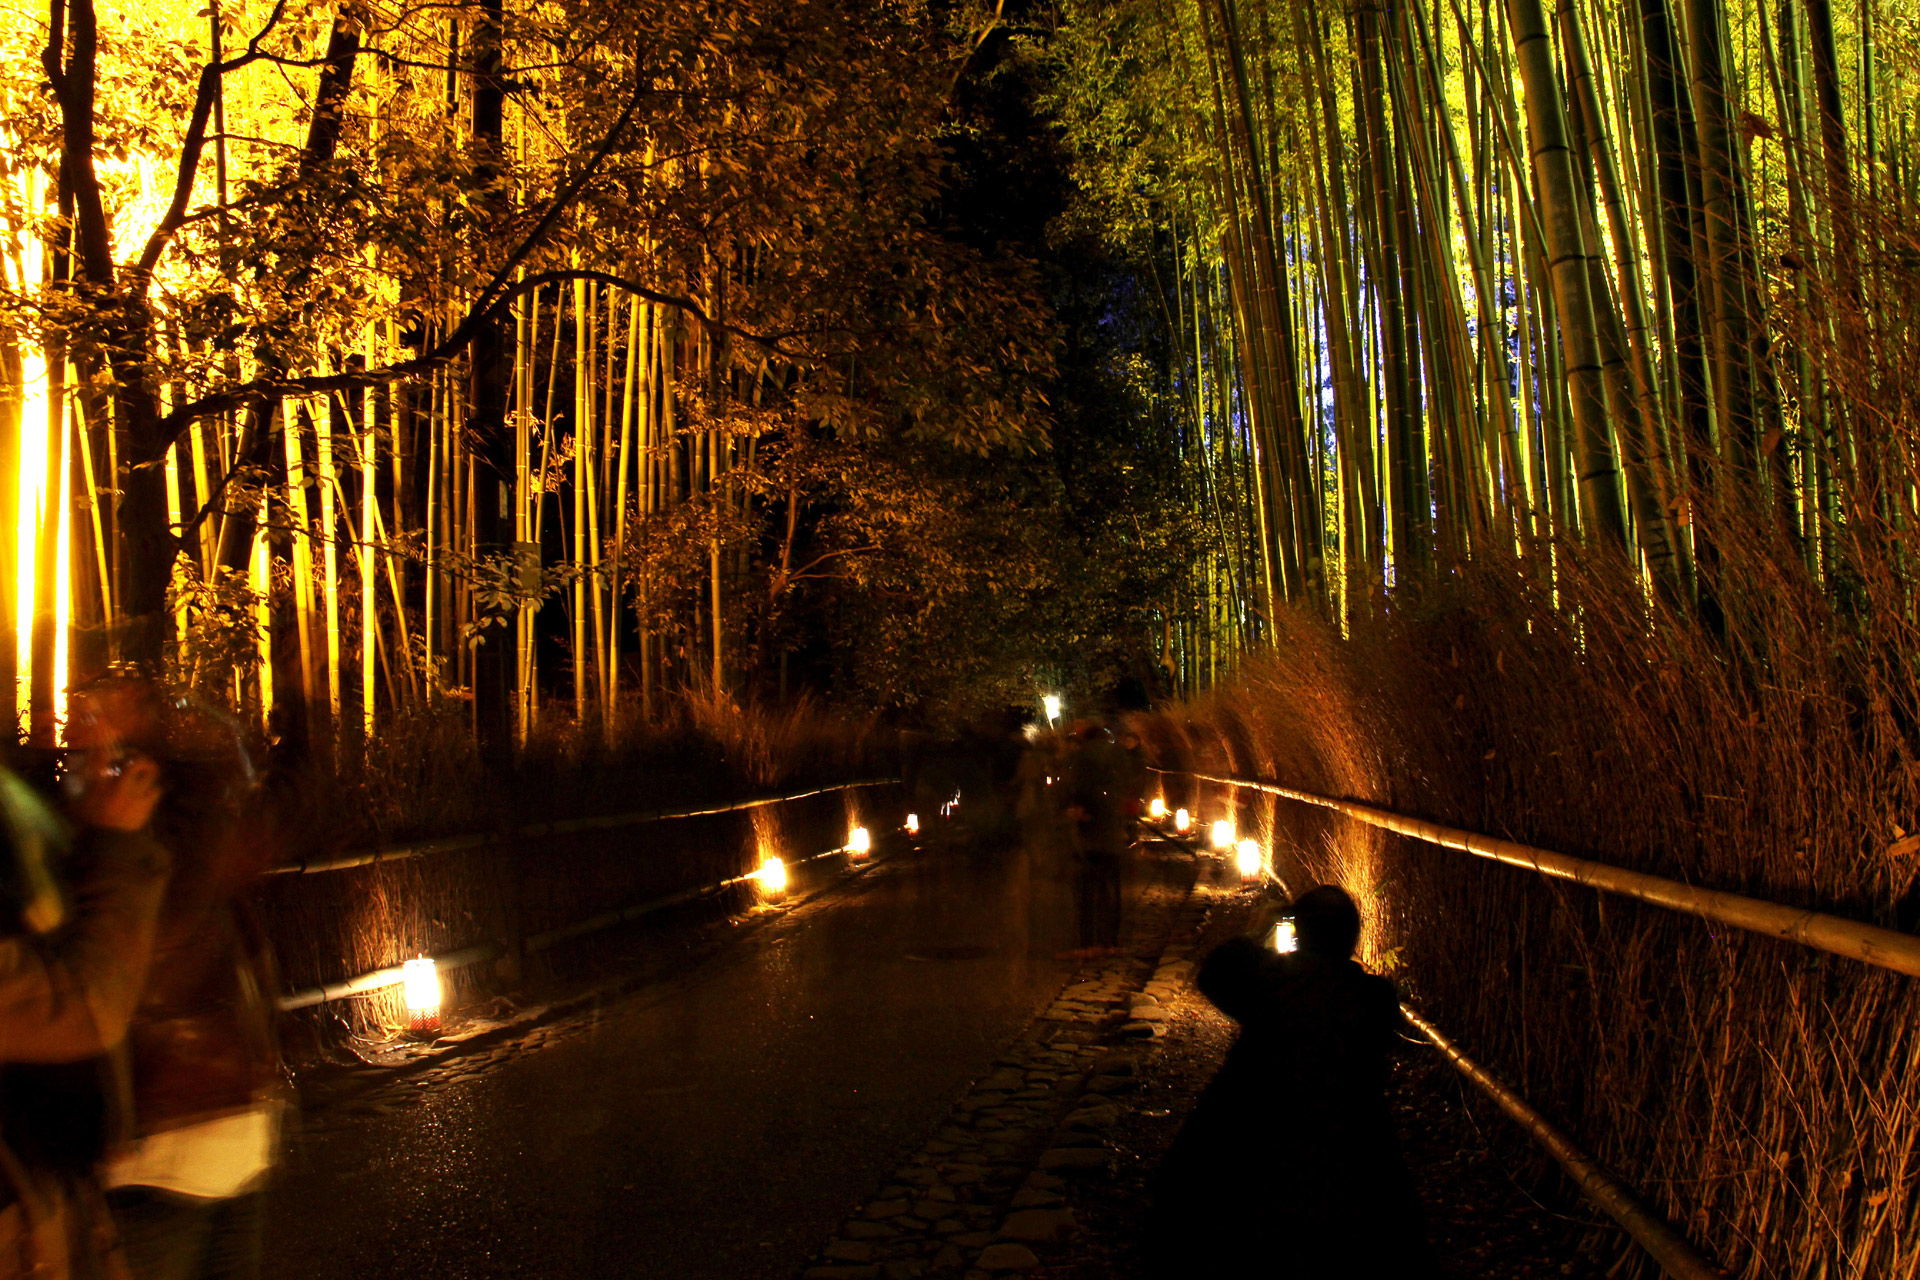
[1174,768,1920,977]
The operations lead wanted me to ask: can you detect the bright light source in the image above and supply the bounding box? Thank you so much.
[1210,819,1234,850]
[1148,797,1167,820]
[1235,838,1263,879]
[1042,693,1061,726]
[848,826,872,857]
[756,855,789,896]
[1174,808,1190,833]
[403,956,440,1033]
[1273,920,1298,954]
[905,813,920,835]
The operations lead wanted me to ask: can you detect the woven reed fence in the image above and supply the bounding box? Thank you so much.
[262,779,901,1034]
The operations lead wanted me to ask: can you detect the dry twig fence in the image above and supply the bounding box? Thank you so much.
[1156,766,1920,1280]
[273,778,900,1012]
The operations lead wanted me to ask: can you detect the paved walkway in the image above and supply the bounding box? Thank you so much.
[265,834,1186,1280]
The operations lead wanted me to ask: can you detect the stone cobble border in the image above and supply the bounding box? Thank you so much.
[800,848,1236,1279]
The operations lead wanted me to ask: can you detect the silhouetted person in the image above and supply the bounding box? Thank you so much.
[1149,886,1435,1278]
[1062,723,1124,954]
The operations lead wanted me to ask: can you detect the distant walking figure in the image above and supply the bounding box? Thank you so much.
[1148,885,1435,1278]
[1062,723,1125,954]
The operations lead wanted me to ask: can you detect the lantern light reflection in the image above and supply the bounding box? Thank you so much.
[1235,838,1263,879]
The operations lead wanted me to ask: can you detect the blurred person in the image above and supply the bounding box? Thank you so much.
[0,713,170,1279]
[62,682,286,1280]
[1062,722,1125,955]
[1114,728,1148,825]
[1148,885,1435,1278]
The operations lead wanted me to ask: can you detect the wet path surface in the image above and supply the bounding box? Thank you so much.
[266,838,1171,1280]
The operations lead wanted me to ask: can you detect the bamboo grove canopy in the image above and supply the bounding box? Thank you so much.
[1048,0,1919,645]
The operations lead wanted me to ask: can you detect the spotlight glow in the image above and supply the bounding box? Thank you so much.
[756,855,789,896]
[1235,838,1263,879]
[1210,819,1234,850]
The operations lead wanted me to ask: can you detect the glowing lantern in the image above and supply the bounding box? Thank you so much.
[848,826,872,857]
[756,855,789,897]
[905,813,920,835]
[1235,838,1264,879]
[1042,693,1062,727]
[1210,819,1234,850]
[1273,920,1298,954]
[403,956,440,1033]
[1148,797,1167,820]
[1174,808,1191,833]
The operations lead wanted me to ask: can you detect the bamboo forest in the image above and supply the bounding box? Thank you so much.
[1,0,1918,1274]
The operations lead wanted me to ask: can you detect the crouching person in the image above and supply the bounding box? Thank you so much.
[0,740,169,1279]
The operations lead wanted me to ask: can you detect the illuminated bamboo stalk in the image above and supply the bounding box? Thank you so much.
[284,405,318,724]
[1506,0,1629,550]
[388,322,414,704]
[573,275,589,720]
[360,358,377,739]
[73,384,111,649]
[609,294,641,740]
[317,394,341,732]
[598,281,621,715]
[640,307,662,722]
[424,370,440,696]
[515,278,533,742]
[586,289,607,717]
[189,420,215,577]
[165,443,187,656]
[50,384,68,741]
[250,492,271,733]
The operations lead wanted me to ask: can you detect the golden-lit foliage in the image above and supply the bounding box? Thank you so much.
[1,0,1060,745]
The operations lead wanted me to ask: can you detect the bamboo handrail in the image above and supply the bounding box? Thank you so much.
[266,777,901,876]
[276,833,892,1010]
[1173,769,1920,979]
[279,941,505,1012]
[1404,1005,1728,1280]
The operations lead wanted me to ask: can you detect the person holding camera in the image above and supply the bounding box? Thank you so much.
[0,731,170,1279]
[1148,885,1435,1278]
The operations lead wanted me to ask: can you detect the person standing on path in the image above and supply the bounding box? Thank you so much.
[1148,885,1436,1278]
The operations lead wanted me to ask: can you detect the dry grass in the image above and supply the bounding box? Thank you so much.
[1144,537,1920,1278]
